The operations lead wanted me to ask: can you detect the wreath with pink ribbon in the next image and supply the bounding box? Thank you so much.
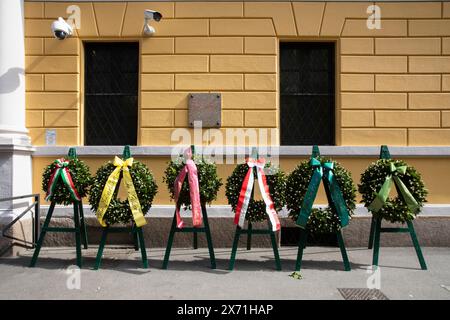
[163,148,222,228]
[225,158,286,230]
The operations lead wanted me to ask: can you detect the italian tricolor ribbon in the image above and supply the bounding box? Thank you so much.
[368,162,420,215]
[96,156,146,227]
[45,158,81,202]
[234,158,281,232]
[174,148,202,229]
[296,159,349,229]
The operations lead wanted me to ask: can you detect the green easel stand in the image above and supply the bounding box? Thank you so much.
[30,147,88,268]
[367,145,427,270]
[228,147,281,271]
[94,145,148,270]
[295,145,351,272]
[162,145,216,269]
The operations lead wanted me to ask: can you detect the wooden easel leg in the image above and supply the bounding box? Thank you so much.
[78,201,88,249]
[162,212,177,269]
[193,232,198,249]
[94,226,109,270]
[30,202,56,267]
[337,230,351,271]
[407,221,427,270]
[202,206,216,269]
[228,226,241,270]
[368,216,376,249]
[136,227,148,269]
[73,203,82,268]
[270,230,282,271]
[246,222,252,250]
[132,223,139,251]
[372,218,382,268]
[295,228,307,271]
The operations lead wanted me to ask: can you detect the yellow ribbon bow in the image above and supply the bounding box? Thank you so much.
[96,156,147,227]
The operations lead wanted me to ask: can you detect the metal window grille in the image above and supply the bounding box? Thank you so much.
[280,42,335,145]
[84,42,139,145]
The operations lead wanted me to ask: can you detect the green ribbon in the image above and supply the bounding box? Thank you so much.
[296,159,350,229]
[368,162,420,215]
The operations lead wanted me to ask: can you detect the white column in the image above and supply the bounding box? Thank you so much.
[0,0,34,238]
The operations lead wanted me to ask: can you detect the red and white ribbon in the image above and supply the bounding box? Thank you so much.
[234,158,281,231]
[173,148,202,228]
[45,158,81,202]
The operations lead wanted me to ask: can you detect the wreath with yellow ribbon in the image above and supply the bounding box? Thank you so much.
[286,158,356,234]
[88,157,158,226]
[359,159,428,223]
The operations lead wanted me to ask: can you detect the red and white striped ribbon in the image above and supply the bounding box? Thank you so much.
[233,158,281,231]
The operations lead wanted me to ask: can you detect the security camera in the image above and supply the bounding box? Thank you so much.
[144,10,162,22]
[143,10,162,36]
[51,17,73,40]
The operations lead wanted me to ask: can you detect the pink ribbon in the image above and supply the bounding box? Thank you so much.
[173,148,202,228]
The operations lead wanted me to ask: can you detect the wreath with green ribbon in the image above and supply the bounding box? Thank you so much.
[163,155,222,208]
[88,160,158,225]
[286,158,357,234]
[225,162,286,222]
[42,158,91,205]
[358,159,428,223]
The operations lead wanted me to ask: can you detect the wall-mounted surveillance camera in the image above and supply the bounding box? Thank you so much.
[143,9,163,36]
[51,17,73,40]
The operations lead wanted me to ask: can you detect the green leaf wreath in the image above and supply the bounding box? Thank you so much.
[286,158,356,234]
[88,161,158,225]
[163,155,222,208]
[225,162,286,222]
[42,158,91,205]
[358,159,427,223]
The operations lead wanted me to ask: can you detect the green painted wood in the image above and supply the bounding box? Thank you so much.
[407,221,427,270]
[202,204,216,269]
[79,202,88,249]
[312,145,320,159]
[136,227,148,268]
[30,202,55,267]
[337,231,351,271]
[94,226,109,270]
[372,217,382,267]
[368,216,375,249]
[73,202,82,268]
[162,212,177,269]
[380,145,391,160]
[193,232,198,249]
[68,147,77,159]
[123,145,131,159]
[133,223,139,251]
[379,228,410,233]
[269,221,282,271]
[295,229,307,271]
[228,226,241,270]
[246,222,252,250]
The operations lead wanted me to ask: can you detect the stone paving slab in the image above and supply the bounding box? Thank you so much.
[0,247,449,300]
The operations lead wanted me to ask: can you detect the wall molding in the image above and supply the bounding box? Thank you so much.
[32,145,450,157]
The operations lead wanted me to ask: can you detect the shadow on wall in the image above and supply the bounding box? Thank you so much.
[0,68,24,94]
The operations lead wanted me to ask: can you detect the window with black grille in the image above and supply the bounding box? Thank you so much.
[84,42,138,145]
[280,42,335,145]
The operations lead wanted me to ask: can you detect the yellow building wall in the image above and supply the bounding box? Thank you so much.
[24,1,450,146]
[24,2,450,205]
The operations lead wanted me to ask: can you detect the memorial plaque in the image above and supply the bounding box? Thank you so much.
[188,93,221,128]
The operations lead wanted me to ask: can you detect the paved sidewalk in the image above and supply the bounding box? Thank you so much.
[0,247,449,300]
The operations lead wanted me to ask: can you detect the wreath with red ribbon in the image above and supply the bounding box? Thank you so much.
[225,159,286,226]
[42,157,91,205]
